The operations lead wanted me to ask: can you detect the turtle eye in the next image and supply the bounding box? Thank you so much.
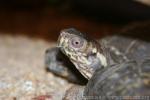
[69,37,84,49]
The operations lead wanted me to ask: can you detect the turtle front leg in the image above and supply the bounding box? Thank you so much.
[63,85,85,100]
[45,47,87,84]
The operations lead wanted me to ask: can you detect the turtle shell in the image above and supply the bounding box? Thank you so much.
[84,60,150,99]
[100,35,150,63]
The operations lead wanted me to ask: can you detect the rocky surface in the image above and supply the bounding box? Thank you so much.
[0,34,72,100]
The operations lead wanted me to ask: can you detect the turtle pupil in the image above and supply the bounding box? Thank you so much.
[75,41,79,45]
[73,40,80,47]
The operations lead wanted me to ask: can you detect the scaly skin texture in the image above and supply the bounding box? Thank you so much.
[57,28,109,79]
[57,28,150,100]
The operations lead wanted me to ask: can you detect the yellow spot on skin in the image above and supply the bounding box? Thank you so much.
[92,48,97,53]
[97,53,107,67]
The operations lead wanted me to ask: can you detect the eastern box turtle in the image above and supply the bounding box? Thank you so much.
[45,22,150,100]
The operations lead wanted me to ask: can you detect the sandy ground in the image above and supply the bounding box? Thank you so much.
[0,34,72,100]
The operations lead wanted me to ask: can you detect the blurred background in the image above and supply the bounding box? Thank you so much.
[0,0,150,41]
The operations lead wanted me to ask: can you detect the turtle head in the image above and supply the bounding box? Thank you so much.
[57,28,108,79]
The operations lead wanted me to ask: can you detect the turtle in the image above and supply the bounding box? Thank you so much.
[45,23,150,100]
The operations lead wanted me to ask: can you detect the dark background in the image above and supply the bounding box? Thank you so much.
[0,0,150,41]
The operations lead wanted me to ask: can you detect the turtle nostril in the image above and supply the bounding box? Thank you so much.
[60,30,68,37]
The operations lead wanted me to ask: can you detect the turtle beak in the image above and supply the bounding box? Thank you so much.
[57,29,70,48]
[57,33,64,48]
[57,30,69,55]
